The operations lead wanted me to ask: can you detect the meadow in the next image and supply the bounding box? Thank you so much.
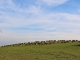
[0,40,80,60]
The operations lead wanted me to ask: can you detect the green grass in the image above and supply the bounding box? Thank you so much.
[0,42,80,60]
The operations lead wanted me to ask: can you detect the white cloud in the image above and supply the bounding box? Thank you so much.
[0,0,15,10]
[24,6,41,14]
[59,13,80,21]
[1,11,80,32]
[39,0,68,6]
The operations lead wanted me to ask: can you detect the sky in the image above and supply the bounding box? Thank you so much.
[0,0,80,46]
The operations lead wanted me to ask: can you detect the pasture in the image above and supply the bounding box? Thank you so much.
[0,40,80,60]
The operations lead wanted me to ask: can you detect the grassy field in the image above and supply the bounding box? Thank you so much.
[0,42,80,60]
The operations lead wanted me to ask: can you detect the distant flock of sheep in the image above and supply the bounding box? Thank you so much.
[0,40,80,47]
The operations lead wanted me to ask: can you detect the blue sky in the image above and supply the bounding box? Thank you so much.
[0,0,80,46]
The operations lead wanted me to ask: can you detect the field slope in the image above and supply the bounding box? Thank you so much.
[0,42,80,60]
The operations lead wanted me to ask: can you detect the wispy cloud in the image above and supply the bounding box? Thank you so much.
[38,0,68,6]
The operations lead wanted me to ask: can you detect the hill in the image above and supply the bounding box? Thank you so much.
[0,40,80,60]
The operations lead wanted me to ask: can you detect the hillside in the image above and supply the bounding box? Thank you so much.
[0,40,80,60]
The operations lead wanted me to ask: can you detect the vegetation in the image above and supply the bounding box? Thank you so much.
[0,40,80,60]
